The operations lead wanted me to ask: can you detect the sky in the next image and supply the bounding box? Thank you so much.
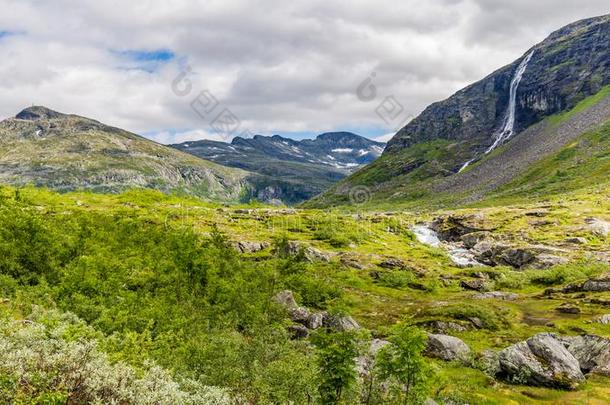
[0,1,608,144]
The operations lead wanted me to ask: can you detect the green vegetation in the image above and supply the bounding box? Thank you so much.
[0,185,608,403]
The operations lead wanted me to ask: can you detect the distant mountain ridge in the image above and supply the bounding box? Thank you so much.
[0,106,251,201]
[171,132,385,202]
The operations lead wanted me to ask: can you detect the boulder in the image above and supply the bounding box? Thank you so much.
[565,237,588,245]
[285,241,334,262]
[430,214,494,242]
[461,231,494,249]
[289,306,311,323]
[460,279,490,292]
[594,314,610,324]
[474,291,519,301]
[340,254,368,270]
[585,218,610,238]
[232,241,270,254]
[498,333,585,389]
[378,257,407,269]
[306,312,326,330]
[324,314,361,332]
[559,335,610,376]
[499,248,536,268]
[421,320,468,334]
[532,254,569,269]
[274,290,298,309]
[582,275,610,292]
[425,334,470,361]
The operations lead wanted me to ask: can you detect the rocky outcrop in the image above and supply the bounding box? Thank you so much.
[498,333,610,388]
[498,333,585,389]
[274,290,360,338]
[425,334,470,361]
[430,215,494,242]
[285,242,335,263]
[232,241,270,254]
[560,274,610,293]
[473,242,567,269]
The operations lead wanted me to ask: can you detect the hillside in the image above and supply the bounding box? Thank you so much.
[1,185,609,403]
[309,14,610,209]
[172,132,384,203]
[0,106,251,201]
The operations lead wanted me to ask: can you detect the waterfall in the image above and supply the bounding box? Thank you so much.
[458,50,535,173]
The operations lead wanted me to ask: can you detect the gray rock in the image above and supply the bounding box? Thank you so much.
[533,254,569,269]
[498,333,585,389]
[274,290,298,309]
[585,218,610,238]
[500,248,536,268]
[324,314,361,332]
[425,334,470,361]
[565,237,588,245]
[232,241,270,254]
[286,241,334,263]
[460,279,490,292]
[306,312,326,330]
[378,257,407,269]
[594,314,610,324]
[474,291,519,301]
[461,231,494,249]
[289,307,311,323]
[423,320,468,334]
[560,335,610,376]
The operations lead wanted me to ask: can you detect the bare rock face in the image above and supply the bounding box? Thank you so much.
[425,334,471,361]
[498,333,585,389]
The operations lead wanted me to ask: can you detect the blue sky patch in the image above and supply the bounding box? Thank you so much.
[113,49,175,73]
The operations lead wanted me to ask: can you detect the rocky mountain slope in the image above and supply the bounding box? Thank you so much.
[172,132,384,203]
[0,106,251,201]
[310,14,610,208]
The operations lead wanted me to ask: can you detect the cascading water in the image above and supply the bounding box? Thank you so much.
[458,50,535,173]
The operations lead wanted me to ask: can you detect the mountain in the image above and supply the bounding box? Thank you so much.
[0,106,251,201]
[171,132,385,202]
[309,14,610,208]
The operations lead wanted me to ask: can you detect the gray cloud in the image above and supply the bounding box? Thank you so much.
[0,0,608,143]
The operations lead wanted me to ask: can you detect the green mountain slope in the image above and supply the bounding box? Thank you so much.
[309,14,610,209]
[0,106,251,201]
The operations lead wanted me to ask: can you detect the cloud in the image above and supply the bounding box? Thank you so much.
[0,0,608,144]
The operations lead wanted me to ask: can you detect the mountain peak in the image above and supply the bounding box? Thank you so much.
[15,106,66,121]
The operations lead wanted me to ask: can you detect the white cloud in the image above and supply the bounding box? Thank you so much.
[0,0,608,144]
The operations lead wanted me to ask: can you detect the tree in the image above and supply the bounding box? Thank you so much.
[375,325,433,404]
[312,330,359,404]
